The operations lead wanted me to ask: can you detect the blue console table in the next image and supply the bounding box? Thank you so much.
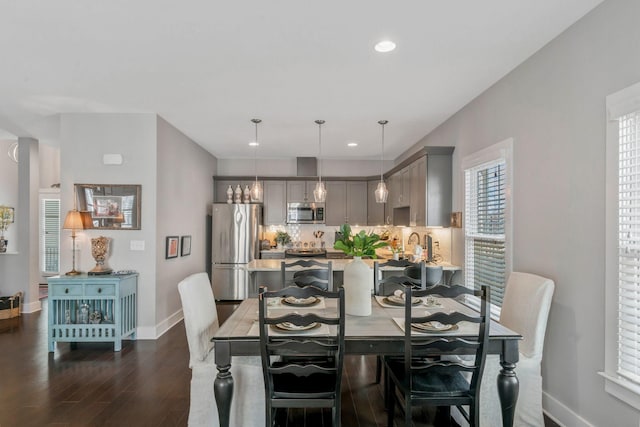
[47,273,138,352]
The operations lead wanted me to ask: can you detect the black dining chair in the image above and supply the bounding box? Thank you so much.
[258,285,345,427]
[281,259,333,290]
[385,284,490,427]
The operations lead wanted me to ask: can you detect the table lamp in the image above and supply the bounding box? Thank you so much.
[63,209,84,275]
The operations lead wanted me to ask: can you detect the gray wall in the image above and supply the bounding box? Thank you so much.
[155,116,217,332]
[400,0,640,425]
[60,113,159,337]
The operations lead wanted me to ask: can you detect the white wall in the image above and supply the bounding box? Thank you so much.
[155,117,217,334]
[60,113,159,336]
[0,139,19,248]
[39,143,60,189]
[400,0,640,425]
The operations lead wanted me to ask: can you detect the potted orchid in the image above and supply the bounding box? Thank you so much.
[0,206,14,253]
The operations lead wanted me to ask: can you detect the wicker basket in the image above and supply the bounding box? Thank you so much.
[0,291,22,320]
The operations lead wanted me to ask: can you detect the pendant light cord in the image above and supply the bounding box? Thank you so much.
[379,120,388,182]
[315,119,325,183]
[251,118,262,183]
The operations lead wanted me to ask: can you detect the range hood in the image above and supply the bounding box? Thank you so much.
[296,157,317,177]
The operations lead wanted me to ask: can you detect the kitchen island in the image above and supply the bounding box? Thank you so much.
[245,258,461,297]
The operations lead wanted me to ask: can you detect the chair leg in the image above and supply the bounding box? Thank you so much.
[404,394,411,427]
[375,355,382,384]
[335,395,341,427]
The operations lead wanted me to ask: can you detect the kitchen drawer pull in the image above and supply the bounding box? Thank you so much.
[65,288,69,294]
[98,288,102,294]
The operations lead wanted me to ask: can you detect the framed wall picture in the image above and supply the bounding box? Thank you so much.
[166,236,179,259]
[181,235,191,257]
[75,184,141,230]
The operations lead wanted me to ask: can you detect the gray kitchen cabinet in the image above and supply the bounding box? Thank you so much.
[325,181,347,225]
[214,179,263,203]
[325,181,367,226]
[263,180,287,225]
[286,180,317,203]
[423,149,453,227]
[346,181,367,225]
[409,157,426,226]
[367,180,386,225]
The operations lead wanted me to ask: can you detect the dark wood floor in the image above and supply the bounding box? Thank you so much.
[0,300,559,427]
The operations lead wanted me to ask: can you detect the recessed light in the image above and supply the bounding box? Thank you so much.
[347,142,358,147]
[374,40,396,53]
[248,141,259,146]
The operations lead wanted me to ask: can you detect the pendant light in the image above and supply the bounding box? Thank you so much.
[250,118,263,201]
[313,119,327,203]
[375,120,389,203]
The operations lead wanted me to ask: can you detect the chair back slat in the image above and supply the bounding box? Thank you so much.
[262,312,341,326]
[281,260,333,290]
[269,363,336,377]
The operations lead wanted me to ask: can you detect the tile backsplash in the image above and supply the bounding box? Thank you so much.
[263,223,451,262]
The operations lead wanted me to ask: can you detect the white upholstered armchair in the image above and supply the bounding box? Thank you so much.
[178,272,264,426]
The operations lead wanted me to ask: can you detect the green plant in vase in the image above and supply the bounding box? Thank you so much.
[333,223,387,258]
[0,206,14,253]
[274,231,291,249]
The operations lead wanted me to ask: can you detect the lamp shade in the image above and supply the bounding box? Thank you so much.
[80,211,94,229]
[63,209,84,230]
[313,181,327,203]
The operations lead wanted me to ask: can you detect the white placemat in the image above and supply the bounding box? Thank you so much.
[265,296,326,310]
[247,321,331,337]
[392,317,475,335]
[375,295,443,309]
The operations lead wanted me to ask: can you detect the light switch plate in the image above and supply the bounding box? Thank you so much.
[130,240,145,251]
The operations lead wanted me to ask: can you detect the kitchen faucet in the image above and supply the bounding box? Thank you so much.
[408,232,420,246]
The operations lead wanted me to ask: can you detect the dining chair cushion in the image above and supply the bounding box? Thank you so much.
[386,359,471,396]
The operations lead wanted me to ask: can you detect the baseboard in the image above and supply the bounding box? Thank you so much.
[135,309,184,340]
[543,391,595,427]
[22,300,42,313]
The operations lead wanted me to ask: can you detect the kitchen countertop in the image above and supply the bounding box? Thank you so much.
[247,258,460,272]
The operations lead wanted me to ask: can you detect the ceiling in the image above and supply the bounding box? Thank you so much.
[0,0,603,160]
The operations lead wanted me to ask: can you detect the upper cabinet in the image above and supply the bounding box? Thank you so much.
[286,181,318,203]
[386,147,453,227]
[263,181,287,225]
[325,181,367,226]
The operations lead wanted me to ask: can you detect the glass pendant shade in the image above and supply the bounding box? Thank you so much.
[250,180,263,201]
[375,181,389,203]
[313,181,327,203]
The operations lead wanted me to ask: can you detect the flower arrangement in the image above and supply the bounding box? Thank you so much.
[274,231,291,247]
[0,206,14,235]
[333,223,387,258]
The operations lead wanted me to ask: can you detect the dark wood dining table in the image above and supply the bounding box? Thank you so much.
[212,295,521,427]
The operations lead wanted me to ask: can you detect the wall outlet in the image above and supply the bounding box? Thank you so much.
[130,240,145,251]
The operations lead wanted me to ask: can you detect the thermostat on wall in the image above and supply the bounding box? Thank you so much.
[103,154,123,165]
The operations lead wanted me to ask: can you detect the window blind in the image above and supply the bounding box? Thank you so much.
[617,110,640,383]
[465,160,507,306]
[41,198,60,274]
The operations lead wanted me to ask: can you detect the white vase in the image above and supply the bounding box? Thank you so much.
[234,184,242,203]
[343,256,372,316]
[243,185,251,203]
[226,185,233,204]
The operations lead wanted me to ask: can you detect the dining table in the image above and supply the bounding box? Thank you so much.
[212,294,522,427]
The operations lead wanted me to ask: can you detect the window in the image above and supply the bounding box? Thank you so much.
[603,81,640,409]
[40,195,60,275]
[463,139,513,310]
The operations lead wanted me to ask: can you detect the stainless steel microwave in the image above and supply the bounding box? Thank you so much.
[286,202,325,224]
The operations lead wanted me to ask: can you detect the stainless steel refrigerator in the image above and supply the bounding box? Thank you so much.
[211,203,262,300]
